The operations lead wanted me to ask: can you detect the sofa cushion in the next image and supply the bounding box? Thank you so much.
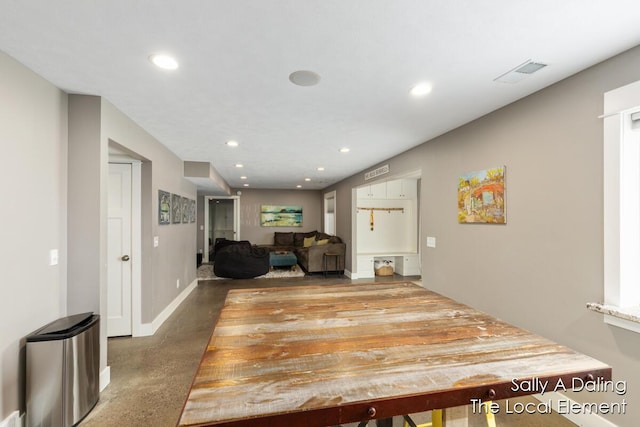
[274,232,294,247]
[303,236,316,247]
[316,239,329,246]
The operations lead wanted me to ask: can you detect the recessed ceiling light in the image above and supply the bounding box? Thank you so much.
[226,140,239,147]
[149,54,179,70]
[240,176,247,180]
[317,167,325,171]
[235,163,243,168]
[410,82,432,97]
[243,183,250,187]
[339,147,350,153]
[304,178,311,182]
[289,70,321,87]
[296,185,302,188]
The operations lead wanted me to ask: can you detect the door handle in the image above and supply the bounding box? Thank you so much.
[121,255,130,262]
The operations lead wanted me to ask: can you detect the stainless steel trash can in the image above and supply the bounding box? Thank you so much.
[26,312,100,427]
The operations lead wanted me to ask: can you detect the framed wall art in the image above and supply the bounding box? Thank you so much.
[158,190,171,225]
[189,199,196,223]
[172,193,182,223]
[458,166,506,224]
[260,205,303,227]
[181,197,190,223]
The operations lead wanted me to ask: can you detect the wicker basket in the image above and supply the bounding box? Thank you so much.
[375,265,394,276]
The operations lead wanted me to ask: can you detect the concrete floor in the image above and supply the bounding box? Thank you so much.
[80,274,577,427]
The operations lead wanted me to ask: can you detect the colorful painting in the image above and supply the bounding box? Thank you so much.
[159,190,171,225]
[260,205,303,227]
[458,166,506,224]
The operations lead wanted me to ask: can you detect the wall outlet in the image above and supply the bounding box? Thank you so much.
[176,279,180,289]
[154,236,159,247]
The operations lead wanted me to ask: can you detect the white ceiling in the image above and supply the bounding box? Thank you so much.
[2,1,640,192]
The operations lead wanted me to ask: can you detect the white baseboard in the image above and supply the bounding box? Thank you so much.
[344,269,354,279]
[100,366,111,392]
[0,411,21,427]
[534,392,619,427]
[136,278,198,337]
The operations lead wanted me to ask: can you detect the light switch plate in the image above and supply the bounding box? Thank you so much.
[154,236,159,247]
[426,237,436,248]
[49,249,59,265]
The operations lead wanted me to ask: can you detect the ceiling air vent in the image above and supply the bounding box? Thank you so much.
[494,60,548,83]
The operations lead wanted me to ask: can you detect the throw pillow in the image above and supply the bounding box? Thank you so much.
[303,236,316,247]
[294,231,317,247]
[316,239,329,246]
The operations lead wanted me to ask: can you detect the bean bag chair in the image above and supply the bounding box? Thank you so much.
[213,241,269,279]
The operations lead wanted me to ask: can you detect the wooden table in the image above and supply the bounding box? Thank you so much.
[178,282,611,427]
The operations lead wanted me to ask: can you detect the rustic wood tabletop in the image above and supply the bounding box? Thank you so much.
[177,282,611,427]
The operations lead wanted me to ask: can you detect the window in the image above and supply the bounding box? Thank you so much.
[595,79,640,333]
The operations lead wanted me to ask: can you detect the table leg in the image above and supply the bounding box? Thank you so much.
[442,405,468,427]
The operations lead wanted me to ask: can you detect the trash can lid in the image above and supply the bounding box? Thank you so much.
[27,312,97,341]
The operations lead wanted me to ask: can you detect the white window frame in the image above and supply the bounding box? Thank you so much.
[597,79,640,333]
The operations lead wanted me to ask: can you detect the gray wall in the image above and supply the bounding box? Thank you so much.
[66,95,197,380]
[235,189,323,245]
[0,51,68,419]
[100,99,197,324]
[0,51,197,420]
[327,46,640,426]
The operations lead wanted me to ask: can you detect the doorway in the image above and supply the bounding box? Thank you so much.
[107,160,141,337]
[323,191,336,235]
[203,196,240,262]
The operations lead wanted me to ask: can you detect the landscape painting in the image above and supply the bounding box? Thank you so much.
[458,166,506,224]
[260,205,303,227]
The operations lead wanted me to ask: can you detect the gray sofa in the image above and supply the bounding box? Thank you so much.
[261,231,345,274]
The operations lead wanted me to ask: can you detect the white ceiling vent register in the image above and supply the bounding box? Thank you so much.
[494,60,548,83]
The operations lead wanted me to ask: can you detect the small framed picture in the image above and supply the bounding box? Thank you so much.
[158,190,171,225]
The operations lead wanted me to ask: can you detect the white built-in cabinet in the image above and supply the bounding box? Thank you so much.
[357,182,387,199]
[396,254,420,275]
[357,179,417,199]
[385,179,417,199]
[356,253,420,278]
[356,178,420,278]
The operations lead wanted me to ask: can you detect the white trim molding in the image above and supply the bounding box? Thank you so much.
[100,366,111,392]
[137,278,198,337]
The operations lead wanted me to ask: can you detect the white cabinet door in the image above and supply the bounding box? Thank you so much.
[396,254,420,276]
[401,179,417,199]
[356,185,370,199]
[387,179,417,199]
[357,182,387,199]
[357,255,375,278]
[385,179,403,198]
[370,182,387,198]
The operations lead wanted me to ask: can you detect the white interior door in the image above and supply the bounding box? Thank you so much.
[108,163,132,336]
